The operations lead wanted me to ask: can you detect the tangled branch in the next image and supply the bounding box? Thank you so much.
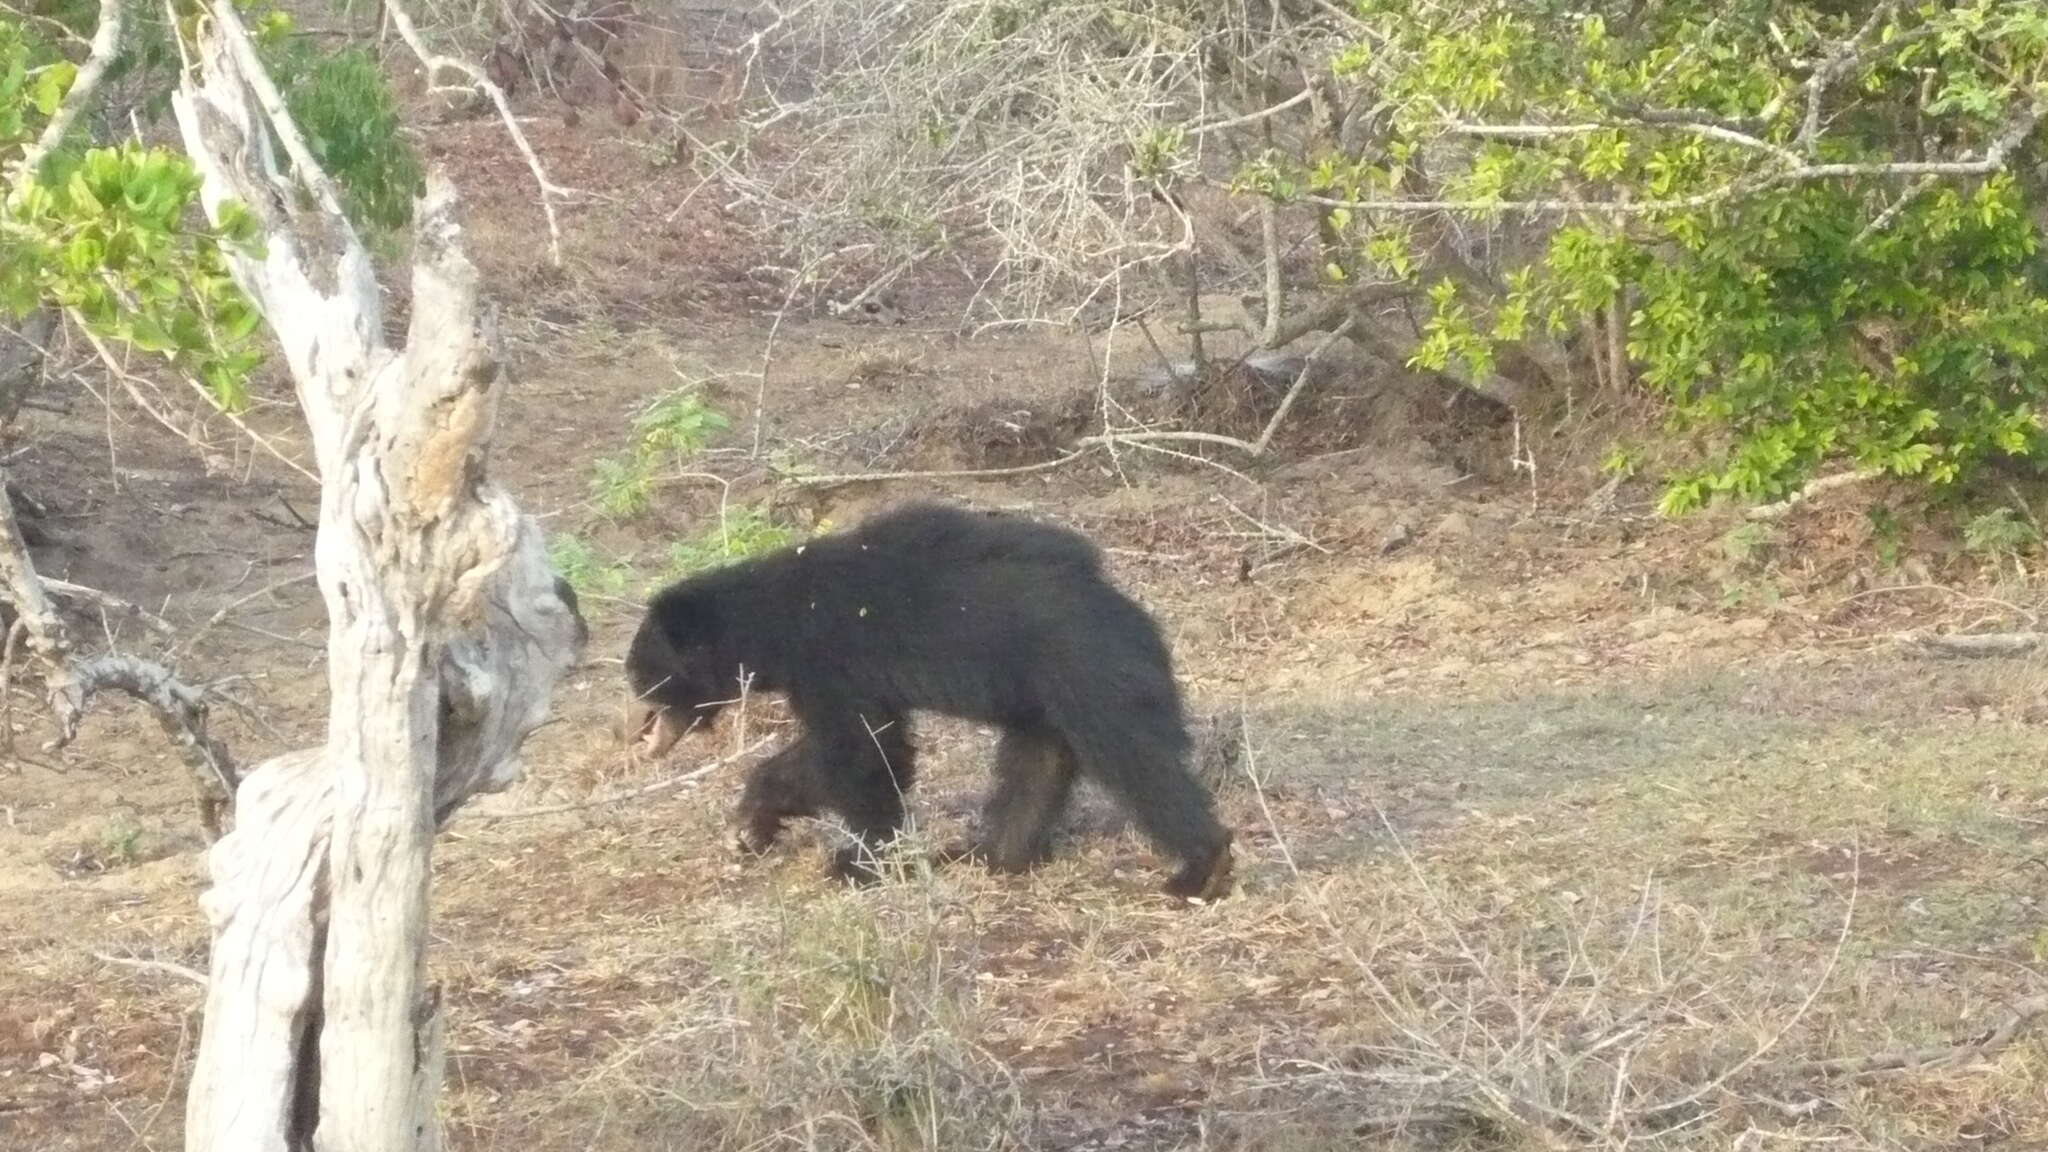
[0,463,237,837]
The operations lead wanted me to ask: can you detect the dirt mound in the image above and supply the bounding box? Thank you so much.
[908,391,1100,469]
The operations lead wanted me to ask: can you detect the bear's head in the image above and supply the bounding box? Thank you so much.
[622,589,731,756]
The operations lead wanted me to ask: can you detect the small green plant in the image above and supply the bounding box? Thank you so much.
[590,390,731,520]
[634,389,731,459]
[1719,579,1782,610]
[1867,505,1906,568]
[1963,506,2037,573]
[591,455,655,519]
[547,533,633,596]
[1718,522,1776,570]
[666,503,801,577]
[99,816,143,867]
[1600,443,1639,478]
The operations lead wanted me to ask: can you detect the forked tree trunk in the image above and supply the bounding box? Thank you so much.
[168,6,585,1151]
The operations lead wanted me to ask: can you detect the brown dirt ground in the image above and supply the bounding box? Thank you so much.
[7,32,2048,1152]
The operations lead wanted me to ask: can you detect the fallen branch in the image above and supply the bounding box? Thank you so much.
[1265,282,1413,350]
[1901,631,2047,658]
[775,321,1354,488]
[1781,994,2048,1079]
[1074,428,1264,453]
[92,950,210,987]
[44,577,177,637]
[1747,468,1882,521]
[1250,318,1356,456]
[170,569,317,659]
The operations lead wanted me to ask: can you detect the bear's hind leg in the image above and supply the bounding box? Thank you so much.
[1060,708,1233,901]
[973,726,1079,875]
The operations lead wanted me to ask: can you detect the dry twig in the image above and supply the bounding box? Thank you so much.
[1780,994,2048,1079]
[1747,468,1882,521]
[474,735,775,822]
[383,0,572,265]
[93,950,210,987]
[1901,630,2047,658]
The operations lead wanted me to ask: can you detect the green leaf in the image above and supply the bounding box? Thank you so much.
[30,61,76,117]
[127,313,177,354]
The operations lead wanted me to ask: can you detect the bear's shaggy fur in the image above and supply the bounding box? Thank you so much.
[623,502,1231,899]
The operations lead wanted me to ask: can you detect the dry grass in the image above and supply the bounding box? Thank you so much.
[389,653,2048,1152]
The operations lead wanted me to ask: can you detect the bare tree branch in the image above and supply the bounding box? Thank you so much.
[4,0,123,188]
[44,576,177,637]
[1902,631,2048,658]
[1747,468,1882,520]
[1187,87,1313,138]
[383,0,571,266]
[1800,2,1901,155]
[473,736,777,822]
[1781,994,2048,1078]
[781,450,1086,488]
[1294,93,2046,218]
[0,462,238,838]
[1446,118,1802,166]
[1250,317,1355,456]
[1266,281,1413,350]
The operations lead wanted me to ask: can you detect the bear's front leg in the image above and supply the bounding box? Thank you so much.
[731,738,826,855]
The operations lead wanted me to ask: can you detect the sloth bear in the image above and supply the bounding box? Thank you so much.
[622,501,1232,900]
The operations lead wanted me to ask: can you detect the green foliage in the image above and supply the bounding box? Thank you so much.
[1,4,425,413]
[1126,124,1186,183]
[635,389,733,459]
[590,390,732,519]
[1,19,265,409]
[1270,1,2048,511]
[1962,506,2037,564]
[264,43,424,234]
[548,533,633,596]
[1867,504,1907,568]
[589,455,649,518]
[1718,522,1776,569]
[1622,175,2048,516]
[98,814,143,867]
[666,503,801,576]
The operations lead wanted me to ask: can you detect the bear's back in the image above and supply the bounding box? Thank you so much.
[852,502,1103,577]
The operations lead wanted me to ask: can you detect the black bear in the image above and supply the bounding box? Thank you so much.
[622,501,1233,900]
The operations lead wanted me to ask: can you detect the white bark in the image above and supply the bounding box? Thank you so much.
[169,4,585,1151]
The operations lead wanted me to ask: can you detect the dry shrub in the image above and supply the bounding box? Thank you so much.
[549,869,1035,1151]
[908,391,1097,469]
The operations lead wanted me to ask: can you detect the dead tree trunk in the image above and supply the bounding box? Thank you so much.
[168,5,585,1151]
